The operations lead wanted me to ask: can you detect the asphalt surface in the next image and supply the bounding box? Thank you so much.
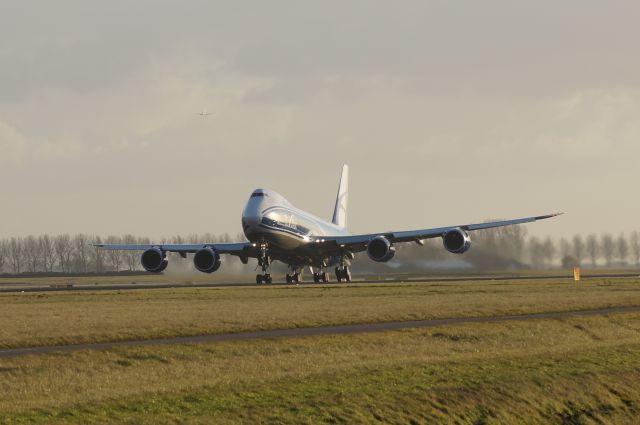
[1,305,639,358]
[0,272,638,293]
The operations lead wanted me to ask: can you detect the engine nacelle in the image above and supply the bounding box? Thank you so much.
[193,247,221,273]
[141,247,168,273]
[442,228,471,254]
[367,236,396,262]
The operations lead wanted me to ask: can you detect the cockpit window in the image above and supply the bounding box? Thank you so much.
[251,192,268,198]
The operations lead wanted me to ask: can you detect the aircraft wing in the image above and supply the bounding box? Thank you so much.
[93,242,257,257]
[316,213,563,253]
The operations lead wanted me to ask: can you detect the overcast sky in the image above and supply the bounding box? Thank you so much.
[0,1,638,240]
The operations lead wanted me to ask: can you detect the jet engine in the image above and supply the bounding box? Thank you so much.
[442,228,471,254]
[141,247,168,273]
[193,247,221,273]
[367,236,396,262]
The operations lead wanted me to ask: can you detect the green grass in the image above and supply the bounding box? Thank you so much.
[59,351,638,425]
[1,312,640,423]
[1,278,640,348]
[2,277,640,423]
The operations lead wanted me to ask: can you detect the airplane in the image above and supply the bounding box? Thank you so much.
[94,165,562,284]
[197,110,212,117]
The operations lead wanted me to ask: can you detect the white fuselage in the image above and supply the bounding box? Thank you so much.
[242,188,350,250]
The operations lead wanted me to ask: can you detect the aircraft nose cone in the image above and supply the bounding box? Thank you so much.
[243,214,259,228]
[242,211,261,236]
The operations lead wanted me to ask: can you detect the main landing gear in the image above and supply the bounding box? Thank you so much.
[335,265,351,282]
[285,265,303,283]
[285,272,301,283]
[256,241,272,284]
[313,270,329,283]
[256,274,272,284]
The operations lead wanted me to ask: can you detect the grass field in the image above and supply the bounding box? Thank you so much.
[0,278,639,348]
[1,312,640,423]
[1,277,640,424]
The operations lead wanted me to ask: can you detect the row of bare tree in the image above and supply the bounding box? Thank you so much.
[389,226,640,269]
[528,233,640,268]
[0,229,638,274]
[0,233,243,274]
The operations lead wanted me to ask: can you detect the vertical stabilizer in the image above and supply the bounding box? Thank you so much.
[332,164,349,229]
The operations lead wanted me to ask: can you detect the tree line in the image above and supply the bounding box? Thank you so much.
[388,226,640,270]
[0,228,638,274]
[472,228,640,268]
[0,233,244,274]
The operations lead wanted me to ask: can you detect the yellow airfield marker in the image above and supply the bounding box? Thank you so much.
[573,266,581,282]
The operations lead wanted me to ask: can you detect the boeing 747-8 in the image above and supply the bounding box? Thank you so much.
[95,165,561,283]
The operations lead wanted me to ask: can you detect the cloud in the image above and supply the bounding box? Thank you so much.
[0,120,27,165]
[0,1,639,238]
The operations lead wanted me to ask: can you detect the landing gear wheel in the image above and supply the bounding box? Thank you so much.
[344,266,352,282]
[287,267,302,284]
[256,274,272,284]
[335,266,351,283]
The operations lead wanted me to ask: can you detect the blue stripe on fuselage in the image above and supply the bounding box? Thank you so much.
[258,223,307,240]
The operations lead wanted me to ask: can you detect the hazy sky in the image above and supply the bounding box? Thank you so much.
[1,1,638,240]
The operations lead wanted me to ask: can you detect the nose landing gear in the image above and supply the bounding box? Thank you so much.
[256,241,272,284]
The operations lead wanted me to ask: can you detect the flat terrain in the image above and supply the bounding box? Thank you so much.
[2,312,640,424]
[1,277,639,424]
[1,270,637,293]
[1,277,639,348]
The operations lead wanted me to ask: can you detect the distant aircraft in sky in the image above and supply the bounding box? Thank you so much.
[95,165,561,284]
[197,109,212,117]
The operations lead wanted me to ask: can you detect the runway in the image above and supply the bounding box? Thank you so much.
[0,272,638,293]
[1,305,639,358]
